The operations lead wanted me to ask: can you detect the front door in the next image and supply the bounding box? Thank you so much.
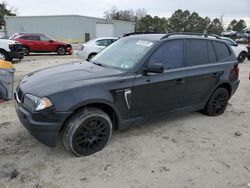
[39,35,56,52]
[131,39,187,117]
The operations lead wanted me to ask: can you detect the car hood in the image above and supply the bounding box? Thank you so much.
[19,61,125,97]
[0,39,17,44]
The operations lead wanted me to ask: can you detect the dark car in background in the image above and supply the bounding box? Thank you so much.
[247,45,250,60]
[15,33,240,157]
[10,33,73,56]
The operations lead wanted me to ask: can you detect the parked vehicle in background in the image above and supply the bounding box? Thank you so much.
[15,32,240,157]
[10,33,73,56]
[0,39,23,61]
[77,37,117,60]
[221,30,237,37]
[221,36,248,63]
[247,45,250,60]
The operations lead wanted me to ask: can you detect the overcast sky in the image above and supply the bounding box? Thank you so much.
[6,0,250,26]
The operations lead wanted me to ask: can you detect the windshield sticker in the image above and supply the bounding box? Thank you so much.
[136,40,153,47]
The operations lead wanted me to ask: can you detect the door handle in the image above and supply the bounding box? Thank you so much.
[175,79,184,85]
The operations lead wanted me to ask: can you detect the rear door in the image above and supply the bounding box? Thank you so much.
[131,39,187,117]
[185,39,228,105]
[21,35,41,51]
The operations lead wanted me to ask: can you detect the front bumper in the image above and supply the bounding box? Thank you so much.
[15,99,72,147]
[76,50,88,60]
[66,47,73,55]
[8,51,24,60]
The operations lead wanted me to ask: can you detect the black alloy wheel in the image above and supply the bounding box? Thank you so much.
[203,88,229,116]
[63,108,112,157]
[238,52,247,63]
[57,46,66,55]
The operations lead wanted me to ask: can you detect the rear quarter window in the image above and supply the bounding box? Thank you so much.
[212,41,231,61]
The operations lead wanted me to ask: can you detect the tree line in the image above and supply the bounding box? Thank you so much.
[0,1,16,30]
[0,2,247,35]
[104,6,248,35]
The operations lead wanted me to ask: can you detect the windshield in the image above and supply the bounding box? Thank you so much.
[91,37,154,70]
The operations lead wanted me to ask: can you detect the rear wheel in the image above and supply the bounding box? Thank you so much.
[238,52,247,63]
[22,46,30,56]
[57,46,66,55]
[88,53,97,60]
[0,50,9,61]
[62,107,112,157]
[203,88,229,116]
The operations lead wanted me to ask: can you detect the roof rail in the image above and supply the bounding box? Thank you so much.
[123,32,165,37]
[161,32,221,40]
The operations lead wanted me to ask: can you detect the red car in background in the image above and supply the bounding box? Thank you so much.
[10,33,73,56]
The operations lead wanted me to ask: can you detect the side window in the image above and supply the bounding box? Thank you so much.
[26,36,40,41]
[212,41,231,61]
[187,39,208,66]
[20,36,28,40]
[96,39,109,46]
[149,40,184,70]
[208,41,217,64]
[40,36,50,41]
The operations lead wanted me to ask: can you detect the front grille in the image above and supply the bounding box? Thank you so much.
[9,44,24,52]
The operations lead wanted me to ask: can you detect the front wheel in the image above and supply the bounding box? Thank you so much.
[22,46,30,56]
[203,88,229,116]
[57,46,66,55]
[0,50,9,61]
[62,108,112,157]
[238,52,247,63]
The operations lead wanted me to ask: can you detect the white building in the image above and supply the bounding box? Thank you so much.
[5,15,135,43]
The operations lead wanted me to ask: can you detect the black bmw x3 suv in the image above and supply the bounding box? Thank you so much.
[15,32,240,157]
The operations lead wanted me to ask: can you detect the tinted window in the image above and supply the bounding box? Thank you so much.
[96,39,113,46]
[187,39,208,66]
[208,41,216,64]
[40,36,50,41]
[22,36,40,41]
[213,41,231,61]
[149,40,184,70]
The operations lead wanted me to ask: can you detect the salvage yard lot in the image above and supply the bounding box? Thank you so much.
[0,54,250,188]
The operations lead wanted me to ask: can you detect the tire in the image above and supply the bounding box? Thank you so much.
[22,46,30,56]
[57,46,66,55]
[88,53,97,60]
[62,107,112,157]
[203,88,229,116]
[0,50,10,61]
[237,52,247,63]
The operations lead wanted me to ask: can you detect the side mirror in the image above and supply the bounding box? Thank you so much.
[233,43,238,47]
[49,40,54,43]
[144,63,164,75]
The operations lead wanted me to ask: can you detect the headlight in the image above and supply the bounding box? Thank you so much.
[23,94,53,111]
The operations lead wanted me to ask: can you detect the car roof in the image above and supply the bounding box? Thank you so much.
[126,34,165,41]
[126,33,223,42]
[16,33,45,36]
[94,37,118,40]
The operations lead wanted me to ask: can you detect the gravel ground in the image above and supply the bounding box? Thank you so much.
[0,54,250,188]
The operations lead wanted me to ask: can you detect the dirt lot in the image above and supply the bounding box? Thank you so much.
[0,54,250,188]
